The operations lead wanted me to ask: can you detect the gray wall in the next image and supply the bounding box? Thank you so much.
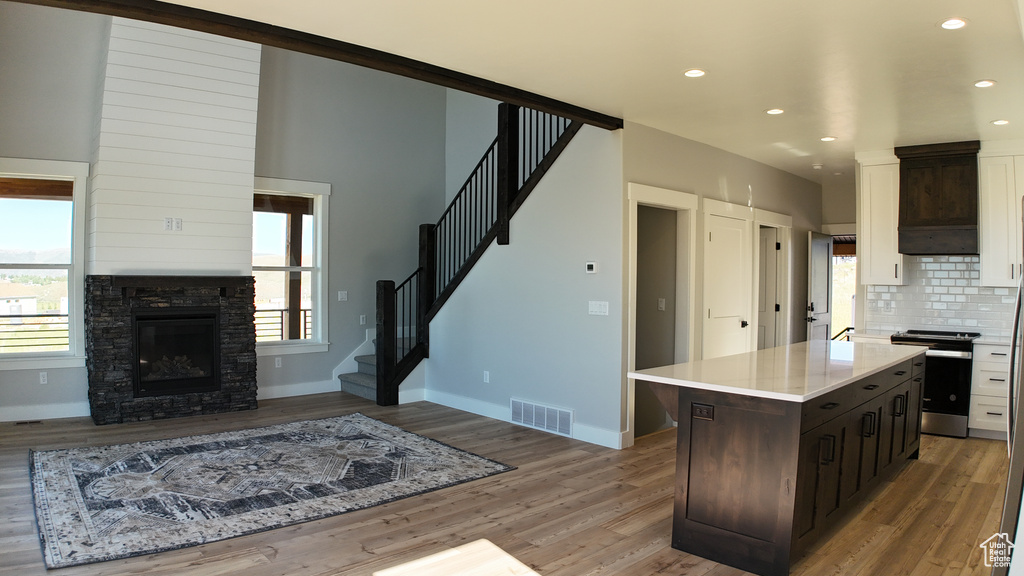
[424,126,626,447]
[822,174,856,225]
[0,2,107,163]
[622,122,823,345]
[0,3,107,418]
[444,90,499,202]
[254,47,448,394]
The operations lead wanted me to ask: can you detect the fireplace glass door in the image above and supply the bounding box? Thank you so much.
[133,309,220,397]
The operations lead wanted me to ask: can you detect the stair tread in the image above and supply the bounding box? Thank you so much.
[354,354,376,365]
[339,371,376,402]
[338,371,375,386]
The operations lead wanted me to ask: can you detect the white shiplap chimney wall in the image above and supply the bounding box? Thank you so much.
[88,18,261,275]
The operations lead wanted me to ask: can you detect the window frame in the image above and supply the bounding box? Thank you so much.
[0,158,88,370]
[252,177,330,356]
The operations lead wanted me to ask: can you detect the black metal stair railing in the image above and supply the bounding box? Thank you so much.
[375,103,582,405]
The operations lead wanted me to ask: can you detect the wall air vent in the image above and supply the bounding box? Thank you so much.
[511,398,573,437]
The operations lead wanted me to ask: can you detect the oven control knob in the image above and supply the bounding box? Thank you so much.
[949,394,957,402]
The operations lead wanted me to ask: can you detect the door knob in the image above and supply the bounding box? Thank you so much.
[740,320,749,328]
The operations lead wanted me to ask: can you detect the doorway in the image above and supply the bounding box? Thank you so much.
[757,226,780,350]
[627,183,697,445]
[635,205,677,436]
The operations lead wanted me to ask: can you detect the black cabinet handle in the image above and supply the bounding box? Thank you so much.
[862,412,877,438]
[894,394,906,417]
[821,402,840,410]
[820,434,837,465]
[992,352,1008,357]
[991,378,1007,382]
[988,411,1005,416]
[894,370,907,376]
[914,361,925,367]
[863,384,879,390]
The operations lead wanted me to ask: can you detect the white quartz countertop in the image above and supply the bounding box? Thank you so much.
[628,340,928,402]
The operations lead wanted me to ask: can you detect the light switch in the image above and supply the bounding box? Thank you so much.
[588,301,609,316]
[338,291,348,302]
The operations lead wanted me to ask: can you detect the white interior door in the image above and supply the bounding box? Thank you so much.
[758,227,779,349]
[807,231,833,340]
[703,212,753,359]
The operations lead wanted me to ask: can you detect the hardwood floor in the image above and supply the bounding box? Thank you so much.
[0,392,1009,575]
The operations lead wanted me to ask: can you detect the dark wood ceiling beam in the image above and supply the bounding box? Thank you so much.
[11,0,624,131]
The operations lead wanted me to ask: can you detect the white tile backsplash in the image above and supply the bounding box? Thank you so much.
[863,255,1014,340]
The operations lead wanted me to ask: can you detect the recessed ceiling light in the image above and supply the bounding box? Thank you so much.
[975,79,996,88]
[820,136,837,142]
[765,108,784,115]
[992,119,1010,125]
[683,69,706,78]
[940,17,967,30]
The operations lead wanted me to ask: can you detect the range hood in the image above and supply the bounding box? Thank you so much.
[894,140,980,255]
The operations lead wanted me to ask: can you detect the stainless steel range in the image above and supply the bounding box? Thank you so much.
[890,329,980,438]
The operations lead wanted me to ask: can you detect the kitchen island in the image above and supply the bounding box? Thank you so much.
[629,340,927,576]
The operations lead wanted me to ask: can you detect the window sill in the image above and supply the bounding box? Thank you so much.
[0,355,86,371]
[256,342,329,356]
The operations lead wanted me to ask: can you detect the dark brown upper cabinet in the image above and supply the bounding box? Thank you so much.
[894,140,980,255]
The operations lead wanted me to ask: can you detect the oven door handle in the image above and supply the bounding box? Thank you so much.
[924,350,972,359]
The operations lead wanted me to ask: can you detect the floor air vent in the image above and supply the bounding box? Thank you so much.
[510,399,573,437]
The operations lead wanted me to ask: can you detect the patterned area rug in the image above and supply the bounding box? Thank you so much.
[30,413,514,569]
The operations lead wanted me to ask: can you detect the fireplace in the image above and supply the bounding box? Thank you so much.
[133,308,220,397]
[86,275,257,424]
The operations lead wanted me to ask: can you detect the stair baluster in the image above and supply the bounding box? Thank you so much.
[365,103,582,405]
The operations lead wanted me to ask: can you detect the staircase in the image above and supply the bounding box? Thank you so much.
[337,103,582,404]
[338,354,376,401]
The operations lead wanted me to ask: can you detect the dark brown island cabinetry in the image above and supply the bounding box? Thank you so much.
[669,352,926,576]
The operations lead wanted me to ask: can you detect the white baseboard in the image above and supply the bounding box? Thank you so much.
[0,401,90,422]
[258,379,338,400]
[422,389,622,449]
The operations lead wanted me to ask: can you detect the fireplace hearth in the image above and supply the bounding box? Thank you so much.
[86,275,257,424]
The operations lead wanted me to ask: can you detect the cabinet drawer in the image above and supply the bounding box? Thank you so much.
[974,344,1011,366]
[911,354,926,379]
[969,395,1009,432]
[973,363,1010,397]
[800,361,913,433]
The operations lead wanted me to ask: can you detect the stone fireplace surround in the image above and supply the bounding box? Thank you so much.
[85,275,258,425]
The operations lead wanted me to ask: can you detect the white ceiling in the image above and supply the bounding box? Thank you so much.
[166,0,1024,186]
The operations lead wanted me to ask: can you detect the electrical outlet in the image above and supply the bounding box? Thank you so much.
[658,298,666,311]
[483,371,490,383]
[39,371,47,385]
[164,217,173,231]
[692,403,714,421]
[274,357,282,368]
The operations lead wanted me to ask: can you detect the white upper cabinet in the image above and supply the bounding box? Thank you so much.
[979,156,1019,286]
[858,159,906,285]
[979,156,1023,287]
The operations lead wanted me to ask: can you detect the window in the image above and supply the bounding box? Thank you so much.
[0,158,88,368]
[252,177,329,354]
